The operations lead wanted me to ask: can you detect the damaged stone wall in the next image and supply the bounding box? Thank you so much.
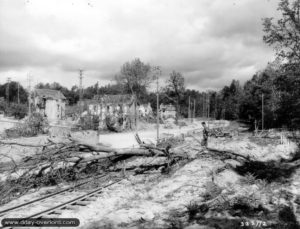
[82,95,153,132]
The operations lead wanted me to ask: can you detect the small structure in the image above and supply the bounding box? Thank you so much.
[160,104,176,119]
[89,94,135,115]
[34,89,66,122]
[138,103,153,118]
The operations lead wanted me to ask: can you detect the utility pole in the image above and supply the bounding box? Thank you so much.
[262,93,264,130]
[207,93,210,119]
[215,97,217,119]
[203,93,205,118]
[157,76,159,143]
[79,70,84,113]
[27,74,32,117]
[17,82,20,104]
[193,99,196,122]
[188,96,191,122]
[79,70,83,101]
[154,66,161,145]
[6,77,11,106]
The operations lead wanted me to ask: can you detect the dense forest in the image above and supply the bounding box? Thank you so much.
[0,0,299,129]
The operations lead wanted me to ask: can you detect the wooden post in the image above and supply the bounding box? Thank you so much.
[79,70,84,114]
[6,77,11,106]
[207,93,210,119]
[215,97,217,119]
[193,99,196,122]
[17,82,20,104]
[203,93,205,118]
[188,96,191,122]
[156,72,159,145]
[135,96,138,133]
[262,93,264,130]
[27,75,32,117]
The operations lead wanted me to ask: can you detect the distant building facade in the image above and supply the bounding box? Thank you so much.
[138,103,153,118]
[81,95,154,130]
[160,104,176,119]
[34,89,66,122]
[82,94,136,129]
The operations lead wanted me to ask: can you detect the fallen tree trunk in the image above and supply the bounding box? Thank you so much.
[207,147,251,162]
[0,140,53,148]
[0,133,190,205]
[70,136,169,156]
[67,149,165,163]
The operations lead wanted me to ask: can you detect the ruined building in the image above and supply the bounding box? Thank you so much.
[34,89,66,122]
[160,104,176,119]
[85,94,136,130]
[138,103,153,118]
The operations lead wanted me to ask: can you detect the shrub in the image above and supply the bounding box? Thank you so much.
[26,112,49,134]
[0,100,6,112]
[5,112,48,138]
[79,115,99,130]
[185,201,205,221]
[239,172,257,185]
[6,103,28,119]
[0,101,28,119]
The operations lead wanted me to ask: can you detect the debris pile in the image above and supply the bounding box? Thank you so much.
[4,112,48,138]
[0,133,187,204]
[208,127,232,138]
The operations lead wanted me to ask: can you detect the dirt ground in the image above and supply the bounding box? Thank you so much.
[0,117,18,134]
[0,120,300,229]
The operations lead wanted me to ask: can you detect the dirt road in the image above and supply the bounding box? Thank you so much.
[98,120,228,148]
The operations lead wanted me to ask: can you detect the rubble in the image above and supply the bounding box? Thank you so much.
[0,133,188,205]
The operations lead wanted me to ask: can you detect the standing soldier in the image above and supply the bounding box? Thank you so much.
[201,122,209,148]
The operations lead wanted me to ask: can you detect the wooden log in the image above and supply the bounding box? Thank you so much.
[70,136,167,156]
[70,137,116,152]
[207,147,251,162]
[68,149,165,163]
[0,140,52,148]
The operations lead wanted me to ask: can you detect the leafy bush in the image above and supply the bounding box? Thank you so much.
[0,101,28,119]
[185,201,202,221]
[0,100,6,112]
[239,172,257,185]
[26,112,49,134]
[79,115,99,130]
[6,103,28,119]
[5,112,48,138]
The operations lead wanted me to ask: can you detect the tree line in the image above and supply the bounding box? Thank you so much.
[0,0,299,129]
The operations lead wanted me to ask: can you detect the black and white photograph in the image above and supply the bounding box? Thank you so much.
[0,0,300,228]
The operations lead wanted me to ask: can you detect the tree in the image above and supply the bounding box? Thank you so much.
[97,83,123,95]
[116,58,152,103]
[263,0,300,67]
[239,69,282,129]
[165,71,185,124]
[0,81,28,104]
[263,0,300,128]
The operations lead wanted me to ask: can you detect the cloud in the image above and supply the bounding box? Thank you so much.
[0,0,280,90]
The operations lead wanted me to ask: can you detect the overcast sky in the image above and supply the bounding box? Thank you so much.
[0,0,280,91]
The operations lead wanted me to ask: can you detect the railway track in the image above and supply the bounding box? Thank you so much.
[0,173,124,228]
[0,173,111,217]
